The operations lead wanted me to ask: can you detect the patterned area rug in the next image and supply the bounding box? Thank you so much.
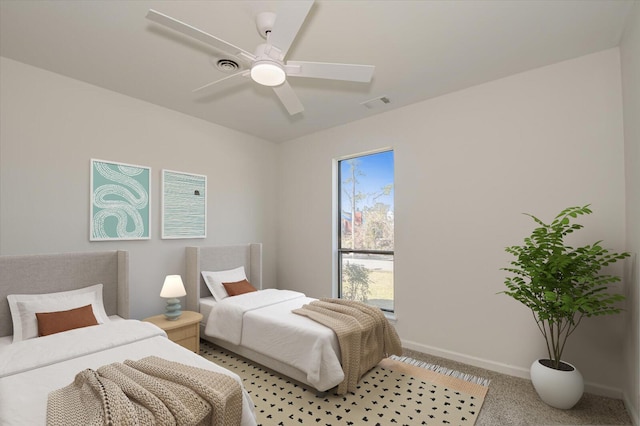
[200,341,490,425]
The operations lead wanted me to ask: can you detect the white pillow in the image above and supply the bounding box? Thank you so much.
[202,267,247,301]
[7,284,110,343]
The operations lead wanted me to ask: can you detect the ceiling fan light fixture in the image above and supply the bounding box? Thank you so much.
[251,61,286,86]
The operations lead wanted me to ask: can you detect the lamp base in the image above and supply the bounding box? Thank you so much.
[164,298,182,321]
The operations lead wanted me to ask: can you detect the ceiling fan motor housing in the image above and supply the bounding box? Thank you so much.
[254,43,284,62]
[250,43,286,86]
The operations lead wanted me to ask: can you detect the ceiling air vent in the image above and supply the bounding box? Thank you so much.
[361,96,391,109]
[216,59,240,73]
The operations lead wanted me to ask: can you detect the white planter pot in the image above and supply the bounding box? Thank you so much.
[530,359,584,409]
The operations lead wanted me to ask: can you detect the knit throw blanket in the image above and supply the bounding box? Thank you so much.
[47,356,243,426]
[292,298,402,394]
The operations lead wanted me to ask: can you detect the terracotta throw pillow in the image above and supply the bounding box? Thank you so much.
[223,279,257,297]
[36,304,98,336]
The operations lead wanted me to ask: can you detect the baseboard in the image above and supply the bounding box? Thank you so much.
[623,391,639,426]
[401,339,624,400]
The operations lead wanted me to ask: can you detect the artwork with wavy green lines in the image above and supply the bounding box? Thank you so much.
[90,159,151,241]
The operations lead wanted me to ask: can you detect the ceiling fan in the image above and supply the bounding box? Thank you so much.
[146,1,375,115]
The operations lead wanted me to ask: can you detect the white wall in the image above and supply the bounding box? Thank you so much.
[0,57,278,320]
[277,48,628,396]
[621,2,640,423]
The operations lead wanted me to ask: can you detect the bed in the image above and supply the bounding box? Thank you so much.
[186,244,345,392]
[0,250,257,426]
[185,244,401,394]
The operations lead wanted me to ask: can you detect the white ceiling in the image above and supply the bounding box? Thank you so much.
[0,1,635,143]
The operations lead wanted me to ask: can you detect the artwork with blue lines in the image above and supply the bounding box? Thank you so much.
[162,170,206,239]
[91,159,150,241]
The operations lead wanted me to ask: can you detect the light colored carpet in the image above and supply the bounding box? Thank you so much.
[200,340,491,425]
[401,348,632,425]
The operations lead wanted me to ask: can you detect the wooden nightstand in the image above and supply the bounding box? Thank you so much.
[144,311,203,353]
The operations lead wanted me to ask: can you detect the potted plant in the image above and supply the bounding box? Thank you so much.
[501,205,629,409]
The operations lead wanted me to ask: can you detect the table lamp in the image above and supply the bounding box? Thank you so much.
[160,275,186,320]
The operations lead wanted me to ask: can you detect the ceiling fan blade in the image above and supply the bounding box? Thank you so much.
[273,81,304,115]
[193,70,250,93]
[268,0,314,57]
[146,9,255,64]
[286,61,375,83]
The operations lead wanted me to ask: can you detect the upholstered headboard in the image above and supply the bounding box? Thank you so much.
[0,250,129,337]
[185,244,262,312]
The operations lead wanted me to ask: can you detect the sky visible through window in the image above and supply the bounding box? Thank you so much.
[340,150,394,213]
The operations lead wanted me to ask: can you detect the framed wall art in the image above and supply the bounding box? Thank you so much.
[90,159,151,241]
[162,169,207,239]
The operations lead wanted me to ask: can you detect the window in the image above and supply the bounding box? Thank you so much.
[338,150,394,312]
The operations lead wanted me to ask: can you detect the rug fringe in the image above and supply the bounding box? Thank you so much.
[390,355,491,387]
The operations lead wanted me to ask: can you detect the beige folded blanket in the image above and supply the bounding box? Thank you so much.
[47,356,243,426]
[293,298,402,394]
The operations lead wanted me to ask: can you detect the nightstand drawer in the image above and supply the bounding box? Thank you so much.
[166,325,196,342]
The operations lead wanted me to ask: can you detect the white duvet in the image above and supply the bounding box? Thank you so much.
[0,320,257,426]
[204,289,344,391]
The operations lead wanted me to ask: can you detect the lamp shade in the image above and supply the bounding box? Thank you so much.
[160,275,186,298]
[251,61,286,86]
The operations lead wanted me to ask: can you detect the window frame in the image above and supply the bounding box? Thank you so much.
[336,149,395,313]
